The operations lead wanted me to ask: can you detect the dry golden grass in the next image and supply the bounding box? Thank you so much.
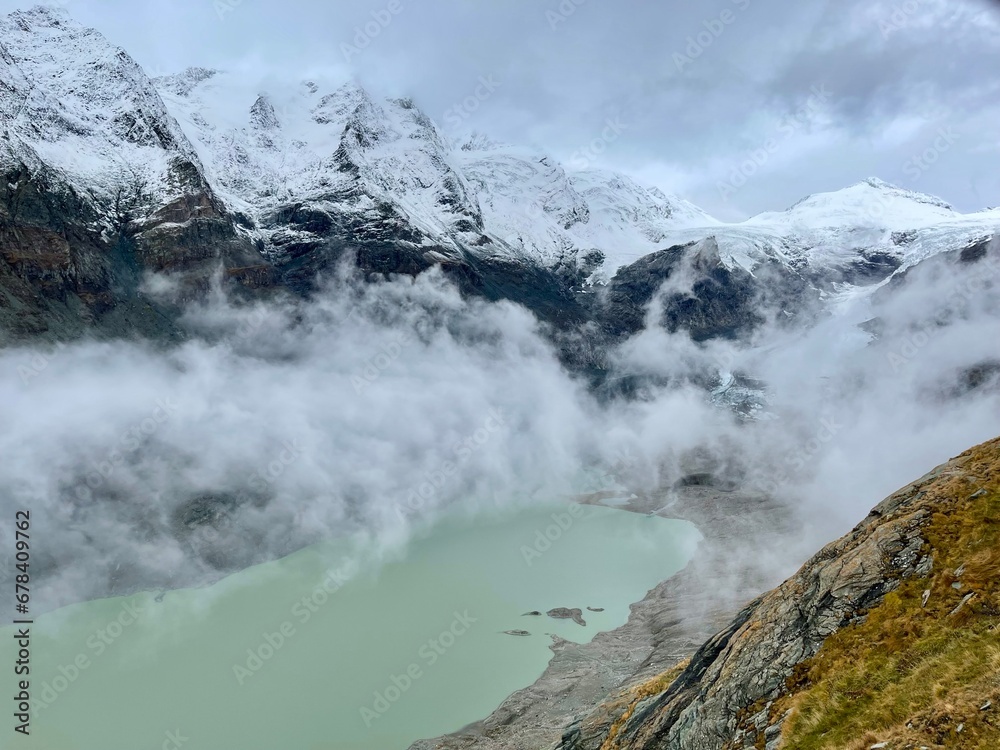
[599,659,691,750]
[778,441,1000,749]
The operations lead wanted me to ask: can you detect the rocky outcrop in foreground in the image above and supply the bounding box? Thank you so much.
[558,438,1000,750]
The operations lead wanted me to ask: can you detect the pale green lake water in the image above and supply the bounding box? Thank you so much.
[4,504,699,750]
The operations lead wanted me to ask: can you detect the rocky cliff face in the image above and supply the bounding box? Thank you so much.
[0,6,267,342]
[3,7,998,350]
[597,237,816,343]
[549,437,1000,750]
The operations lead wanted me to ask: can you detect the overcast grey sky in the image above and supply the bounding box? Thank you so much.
[6,0,1000,219]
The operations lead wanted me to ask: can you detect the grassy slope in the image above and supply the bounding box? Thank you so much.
[777,440,1000,750]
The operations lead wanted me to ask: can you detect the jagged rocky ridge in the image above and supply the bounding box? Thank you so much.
[0,6,269,342]
[2,6,998,353]
[563,439,1000,750]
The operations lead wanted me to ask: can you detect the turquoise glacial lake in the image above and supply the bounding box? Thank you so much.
[3,503,699,750]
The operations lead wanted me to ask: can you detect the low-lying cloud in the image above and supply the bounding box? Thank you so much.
[1,243,998,613]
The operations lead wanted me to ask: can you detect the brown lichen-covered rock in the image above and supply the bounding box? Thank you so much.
[0,155,270,343]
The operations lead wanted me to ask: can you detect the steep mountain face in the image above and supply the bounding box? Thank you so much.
[0,7,270,342]
[150,70,724,280]
[453,138,718,275]
[0,7,198,205]
[156,71,488,278]
[150,68,728,318]
[597,237,815,344]
[151,61,1000,351]
[1,7,998,349]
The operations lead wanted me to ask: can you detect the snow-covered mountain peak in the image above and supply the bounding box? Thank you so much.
[754,177,957,231]
[457,131,509,152]
[0,6,205,210]
[4,4,72,30]
[4,6,993,292]
[155,72,485,247]
[860,176,896,191]
[0,7,743,277]
[853,176,952,210]
[570,169,718,229]
[451,142,722,273]
[852,177,955,212]
[249,94,280,131]
[658,176,992,278]
[310,80,372,127]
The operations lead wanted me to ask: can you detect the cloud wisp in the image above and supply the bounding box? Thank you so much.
[1,243,998,614]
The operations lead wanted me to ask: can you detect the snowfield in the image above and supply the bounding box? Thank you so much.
[2,6,997,285]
